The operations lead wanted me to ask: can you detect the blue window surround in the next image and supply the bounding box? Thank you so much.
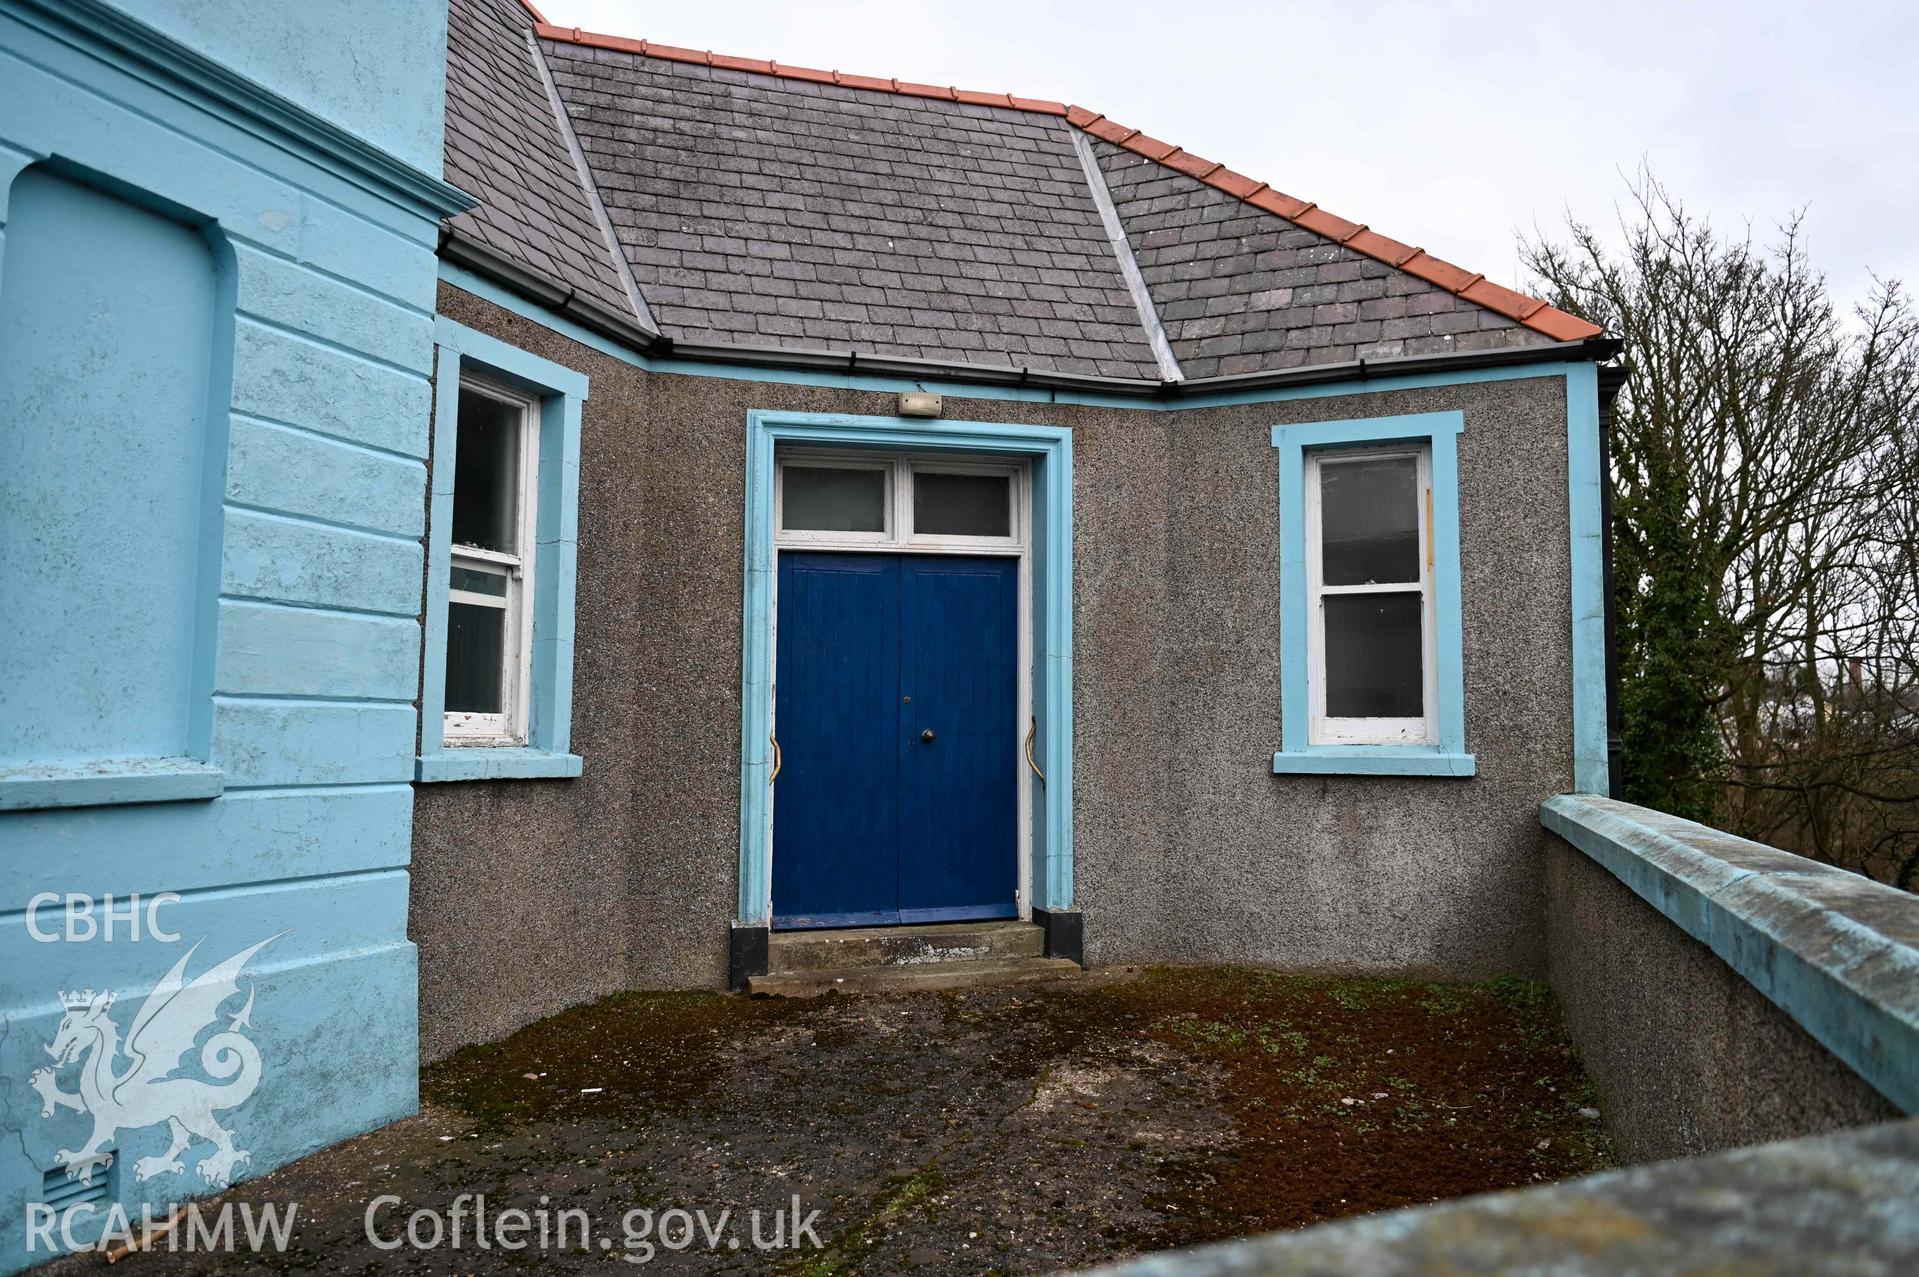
[443,260,1609,796]
[1271,412,1473,778]
[739,410,1074,925]
[418,317,586,782]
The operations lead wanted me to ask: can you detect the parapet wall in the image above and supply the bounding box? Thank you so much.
[1540,795,1911,1163]
[1079,1116,1919,1276]
[1075,802,1919,1276]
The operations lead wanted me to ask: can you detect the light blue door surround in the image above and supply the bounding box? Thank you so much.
[740,412,1074,923]
[451,262,1611,800]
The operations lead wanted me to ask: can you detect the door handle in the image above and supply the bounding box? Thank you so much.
[920,729,936,744]
[769,734,782,784]
[1025,716,1045,786]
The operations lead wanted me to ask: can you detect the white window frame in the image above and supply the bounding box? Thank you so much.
[905,460,1021,548]
[773,455,894,545]
[1304,444,1437,747]
[444,374,540,747]
[774,452,1024,554]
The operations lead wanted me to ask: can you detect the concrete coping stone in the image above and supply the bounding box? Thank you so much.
[1072,1116,1919,1276]
[1540,794,1919,1114]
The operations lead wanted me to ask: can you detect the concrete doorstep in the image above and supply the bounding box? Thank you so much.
[750,920,1078,996]
[749,955,1083,997]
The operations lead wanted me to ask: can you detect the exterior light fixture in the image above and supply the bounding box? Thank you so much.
[898,391,942,418]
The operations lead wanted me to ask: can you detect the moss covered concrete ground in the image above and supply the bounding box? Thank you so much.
[51,968,1613,1274]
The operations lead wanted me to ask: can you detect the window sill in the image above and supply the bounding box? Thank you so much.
[0,757,226,811]
[1271,750,1476,778]
[416,748,583,783]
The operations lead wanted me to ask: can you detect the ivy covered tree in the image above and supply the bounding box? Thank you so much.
[1525,172,1919,882]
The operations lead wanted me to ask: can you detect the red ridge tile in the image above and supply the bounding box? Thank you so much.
[540,24,628,54]
[1009,95,1068,116]
[1203,168,1262,199]
[1459,278,1539,322]
[895,80,958,100]
[1119,132,1178,161]
[1248,189,1313,220]
[776,63,837,85]
[641,41,711,66]
[1399,252,1480,295]
[1522,306,1605,341]
[1293,207,1365,243]
[1160,149,1219,179]
[1344,228,1414,264]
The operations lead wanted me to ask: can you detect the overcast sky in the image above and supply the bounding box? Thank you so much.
[538,0,1917,314]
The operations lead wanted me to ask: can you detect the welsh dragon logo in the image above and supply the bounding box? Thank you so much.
[28,936,278,1189]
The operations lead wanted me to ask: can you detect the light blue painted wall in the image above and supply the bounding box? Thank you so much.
[0,1,462,1269]
[0,167,226,772]
[111,0,448,175]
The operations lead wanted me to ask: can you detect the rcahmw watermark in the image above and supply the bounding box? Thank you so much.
[25,1201,297,1255]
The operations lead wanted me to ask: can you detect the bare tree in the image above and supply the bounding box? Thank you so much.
[1524,171,1919,885]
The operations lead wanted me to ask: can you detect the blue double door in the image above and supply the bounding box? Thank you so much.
[773,552,1020,929]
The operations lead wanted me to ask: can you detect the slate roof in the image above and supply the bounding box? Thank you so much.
[441,3,1604,381]
[442,0,645,329]
[1093,143,1556,378]
[539,43,1161,379]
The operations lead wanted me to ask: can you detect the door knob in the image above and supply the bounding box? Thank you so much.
[920,729,936,743]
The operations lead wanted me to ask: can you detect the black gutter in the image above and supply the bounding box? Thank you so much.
[438,228,665,352]
[664,338,1166,395]
[440,240,1623,397]
[663,334,1620,397]
[1166,337,1623,399]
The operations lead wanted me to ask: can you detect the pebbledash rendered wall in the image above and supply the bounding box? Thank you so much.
[0,0,462,1269]
[413,281,1581,1059]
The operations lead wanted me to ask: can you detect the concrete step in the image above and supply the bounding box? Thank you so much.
[767,920,1044,973]
[748,955,1081,999]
